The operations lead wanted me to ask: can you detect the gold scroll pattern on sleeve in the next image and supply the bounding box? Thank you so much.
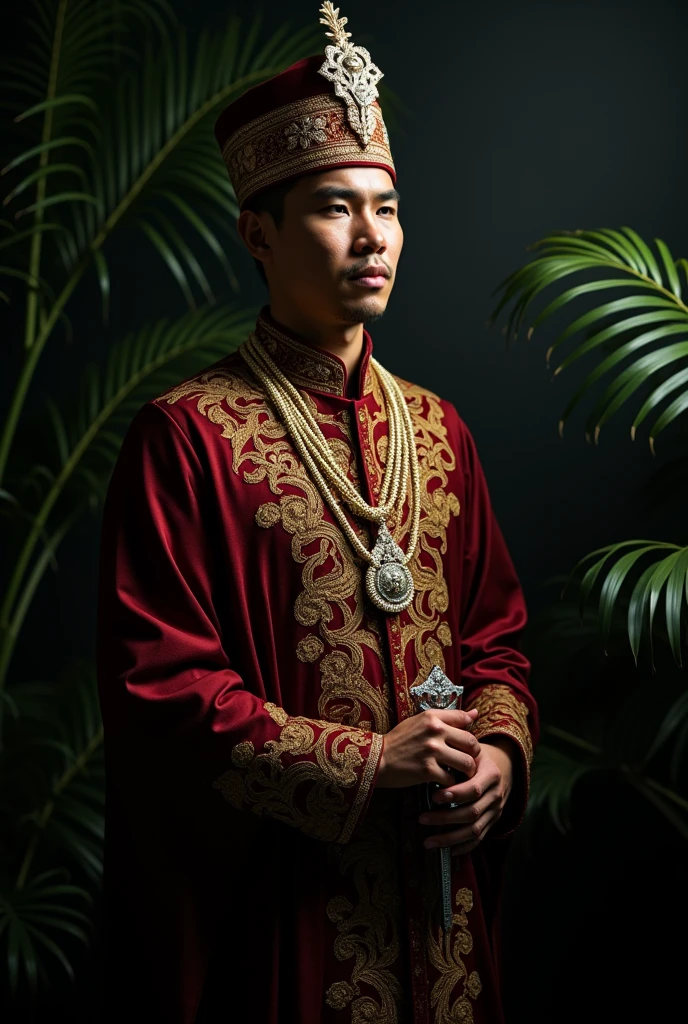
[426,887,482,1024]
[213,701,383,843]
[465,684,533,787]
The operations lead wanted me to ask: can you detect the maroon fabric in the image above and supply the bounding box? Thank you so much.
[214,57,329,148]
[97,313,538,1023]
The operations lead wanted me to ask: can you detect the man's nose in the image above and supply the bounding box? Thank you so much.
[352,217,386,256]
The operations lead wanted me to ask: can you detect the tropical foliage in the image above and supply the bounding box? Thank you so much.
[0,0,317,1009]
[492,229,688,842]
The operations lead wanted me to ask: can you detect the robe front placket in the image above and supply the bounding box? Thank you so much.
[352,396,433,1023]
[258,328,493,1024]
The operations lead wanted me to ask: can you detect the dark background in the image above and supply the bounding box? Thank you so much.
[4,0,688,1020]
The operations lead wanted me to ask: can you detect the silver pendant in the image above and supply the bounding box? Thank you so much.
[365,522,414,614]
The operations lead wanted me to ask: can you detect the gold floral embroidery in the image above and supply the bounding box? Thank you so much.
[326,980,356,1010]
[255,501,281,528]
[230,740,255,767]
[364,369,461,686]
[213,701,383,843]
[220,92,393,208]
[285,114,329,150]
[403,383,461,683]
[325,793,403,1020]
[426,887,482,1024]
[158,339,402,1015]
[159,358,391,749]
[465,683,533,785]
[437,622,452,647]
[296,634,325,663]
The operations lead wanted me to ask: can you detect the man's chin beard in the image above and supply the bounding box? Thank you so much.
[337,299,387,325]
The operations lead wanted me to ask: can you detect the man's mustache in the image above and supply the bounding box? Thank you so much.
[343,259,393,281]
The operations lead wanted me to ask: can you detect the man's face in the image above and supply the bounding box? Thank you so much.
[249,166,403,326]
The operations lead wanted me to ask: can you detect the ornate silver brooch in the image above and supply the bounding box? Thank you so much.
[317,2,384,149]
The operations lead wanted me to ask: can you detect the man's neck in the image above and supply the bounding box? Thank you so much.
[267,301,364,390]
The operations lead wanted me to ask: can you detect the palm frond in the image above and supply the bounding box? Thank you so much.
[643,689,688,776]
[6,661,104,887]
[0,870,91,997]
[4,0,173,116]
[569,540,688,665]
[1,304,253,676]
[528,726,688,842]
[490,229,688,444]
[51,13,320,303]
[527,743,597,832]
[43,302,253,499]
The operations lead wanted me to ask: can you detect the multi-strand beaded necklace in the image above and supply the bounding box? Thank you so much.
[240,333,421,613]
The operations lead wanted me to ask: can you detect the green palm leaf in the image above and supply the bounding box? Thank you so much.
[643,690,688,769]
[51,12,319,303]
[6,662,105,888]
[491,228,688,442]
[0,5,318,486]
[0,870,91,995]
[570,540,688,665]
[1,304,254,684]
[527,743,597,832]
[527,723,688,840]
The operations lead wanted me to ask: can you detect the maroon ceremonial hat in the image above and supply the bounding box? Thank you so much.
[214,4,395,208]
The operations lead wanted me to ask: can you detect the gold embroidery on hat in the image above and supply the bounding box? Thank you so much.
[222,93,392,208]
[285,114,329,150]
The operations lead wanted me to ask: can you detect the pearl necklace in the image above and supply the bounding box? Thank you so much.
[240,332,421,614]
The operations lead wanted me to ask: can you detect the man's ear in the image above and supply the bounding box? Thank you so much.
[237,210,273,272]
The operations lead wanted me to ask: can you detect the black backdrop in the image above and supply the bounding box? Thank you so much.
[3,0,688,1020]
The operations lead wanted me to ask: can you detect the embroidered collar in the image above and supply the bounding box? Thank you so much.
[253,309,373,399]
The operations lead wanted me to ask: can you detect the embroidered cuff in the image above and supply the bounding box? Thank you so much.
[465,684,534,836]
[213,701,384,843]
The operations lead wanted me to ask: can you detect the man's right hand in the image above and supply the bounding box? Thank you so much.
[374,708,480,789]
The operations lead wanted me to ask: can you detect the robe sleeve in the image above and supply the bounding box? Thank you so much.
[453,411,539,835]
[97,401,383,846]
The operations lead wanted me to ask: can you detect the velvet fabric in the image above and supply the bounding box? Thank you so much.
[96,311,538,1023]
[213,55,396,208]
[214,57,340,149]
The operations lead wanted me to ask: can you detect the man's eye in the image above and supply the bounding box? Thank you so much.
[326,204,349,214]
[378,206,396,216]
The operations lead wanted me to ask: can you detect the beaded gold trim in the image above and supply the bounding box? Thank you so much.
[222,93,394,207]
[338,731,384,843]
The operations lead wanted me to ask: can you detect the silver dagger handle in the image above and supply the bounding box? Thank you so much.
[410,665,464,933]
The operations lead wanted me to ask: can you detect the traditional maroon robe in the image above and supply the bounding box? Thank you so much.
[96,310,538,1024]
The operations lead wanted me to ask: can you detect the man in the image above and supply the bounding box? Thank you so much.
[97,5,537,1023]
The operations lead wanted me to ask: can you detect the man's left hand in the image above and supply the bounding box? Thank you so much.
[418,737,515,856]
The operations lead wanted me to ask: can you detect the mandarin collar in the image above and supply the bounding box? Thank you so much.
[253,308,374,400]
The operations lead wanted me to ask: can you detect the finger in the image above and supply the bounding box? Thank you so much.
[419,793,495,828]
[423,810,496,850]
[444,725,482,759]
[450,838,481,857]
[426,708,478,731]
[434,746,477,778]
[424,762,457,788]
[432,761,499,806]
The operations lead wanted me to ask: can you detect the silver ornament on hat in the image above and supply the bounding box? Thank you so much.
[317,2,384,149]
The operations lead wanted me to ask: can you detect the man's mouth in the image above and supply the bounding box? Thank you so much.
[347,265,390,289]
